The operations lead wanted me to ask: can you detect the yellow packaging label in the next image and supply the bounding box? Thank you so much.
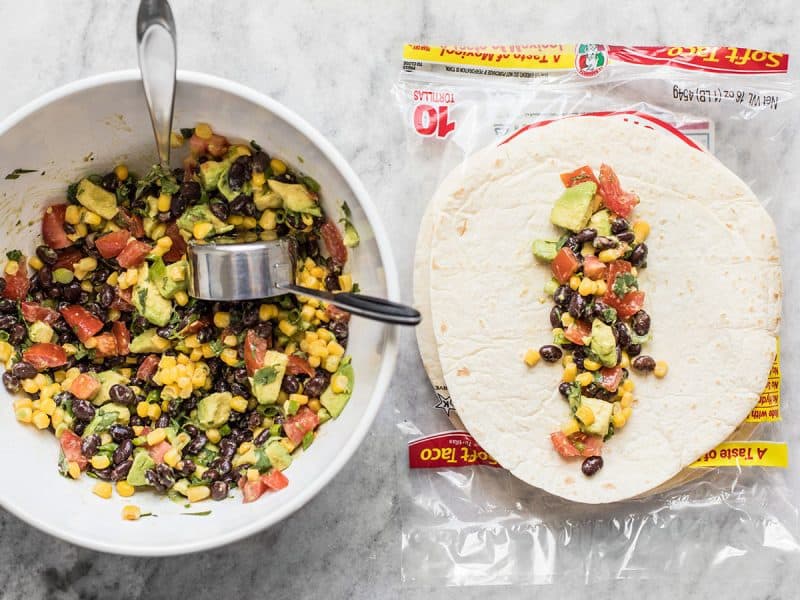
[747,337,780,422]
[403,44,575,71]
[689,441,788,469]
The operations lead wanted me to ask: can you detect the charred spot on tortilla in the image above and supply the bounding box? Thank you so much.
[453,187,466,199]
[456,219,468,236]
[440,322,448,333]
[457,367,470,376]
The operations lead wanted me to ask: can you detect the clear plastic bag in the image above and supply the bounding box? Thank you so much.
[393,44,799,586]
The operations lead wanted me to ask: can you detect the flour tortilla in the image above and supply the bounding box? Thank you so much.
[426,116,780,504]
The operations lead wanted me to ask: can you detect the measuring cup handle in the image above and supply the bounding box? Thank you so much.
[279,284,421,326]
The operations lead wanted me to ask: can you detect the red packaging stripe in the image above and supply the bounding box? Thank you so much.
[408,430,500,469]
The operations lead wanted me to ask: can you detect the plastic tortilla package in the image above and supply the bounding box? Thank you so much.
[394,44,799,586]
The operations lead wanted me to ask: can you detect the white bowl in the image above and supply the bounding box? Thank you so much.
[0,71,398,555]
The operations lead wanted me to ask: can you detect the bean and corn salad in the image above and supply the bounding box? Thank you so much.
[525,164,667,477]
[0,123,360,515]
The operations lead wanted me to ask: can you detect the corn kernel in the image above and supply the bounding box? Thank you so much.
[146,428,167,446]
[93,481,113,499]
[252,171,266,188]
[569,275,581,290]
[205,428,220,444]
[65,204,82,224]
[246,468,260,482]
[654,360,668,378]
[270,158,287,175]
[34,373,48,388]
[524,349,540,367]
[147,403,162,420]
[598,248,624,263]
[632,220,650,244]
[323,355,341,373]
[309,355,321,368]
[594,280,607,296]
[578,277,596,296]
[307,399,321,413]
[562,362,578,383]
[4,260,19,275]
[213,312,231,328]
[619,352,630,369]
[258,209,277,230]
[612,413,627,428]
[91,455,111,469]
[74,222,89,238]
[241,216,258,230]
[620,392,634,408]
[581,241,595,257]
[337,274,353,293]
[287,394,308,407]
[28,255,44,271]
[583,358,601,371]
[40,397,57,416]
[222,334,237,347]
[163,448,181,468]
[560,313,575,328]
[259,304,278,321]
[114,164,129,181]
[575,404,595,426]
[576,372,594,387]
[331,374,349,394]
[83,211,102,227]
[195,122,213,139]
[32,411,50,429]
[220,348,239,367]
[300,305,316,322]
[187,485,211,503]
[193,221,213,240]
[327,341,345,357]
[156,193,172,213]
[0,341,12,362]
[51,407,65,428]
[228,214,244,226]
[315,309,330,323]
[100,432,113,445]
[622,379,635,393]
[21,378,39,394]
[278,319,297,337]
[80,280,94,292]
[561,418,581,436]
[67,461,81,479]
[230,395,249,413]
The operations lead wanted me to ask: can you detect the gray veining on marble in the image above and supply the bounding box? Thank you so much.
[1,1,800,598]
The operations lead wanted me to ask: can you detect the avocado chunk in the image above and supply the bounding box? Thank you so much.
[589,209,612,237]
[94,370,130,406]
[28,320,54,343]
[268,180,321,216]
[216,164,252,202]
[580,396,613,437]
[532,239,558,261]
[196,392,232,430]
[199,160,227,191]
[250,351,288,405]
[320,359,354,419]
[343,222,359,248]
[172,478,191,497]
[265,441,292,471]
[132,263,173,327]
[127,450,156,486]
[232,445,271,472]
[149,257,188,299]
[129,328,169,354]
[253,187,283,211]
[590,319,617,368]
[83,402,131,435]
[176,204,233,237]
[550,181,596,232]
[76,178,118,220]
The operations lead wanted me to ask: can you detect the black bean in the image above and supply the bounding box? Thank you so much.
[593,236,618,251]
[179,181,202,202]
[110,459,132,481]
[204,468,220,482]
[632,355,656,372]
[553,285,572,309]
[564,235,581,254]
[558,381,572,397]
[613,321,631,349]
[247,411,262,430]
[72,421,86,436]
[91,467,113,480]
[113,439,134,464]
[62,281,82,302]
[108,384,135,406]
[109,424,134,442]
[0,314,18,330]
[176,460,196,477]
[0,298,16,313]
[610,217,630,234]
[575,228,597,243]
[214,379,230,393]
[72,399,96,422]
[616,231,635,244]
[228,161,247,191]
[631,310,650,336]
[629,243,648,268]
[170,193,189,218]
[36,245,58,265]
[583,383,601,398]
[212,458,232,474]
[155,463,175,488]
[303,370,330,398]
[254,321,273,341]
[183,424,199,438]
[85,303,105,321]
[219,438,237,459]
[156,415,170,429]
[242,305,259,327]
[549,306,563,329]
[228,382,247,398]
[12,361,37,380]
[229,194,250,214]
[54,391,74,407]
[2,371,20,393]
[568,293,586,319]
[8,324,26,345]
[78,291,90,305]
[211,480,229,501]
[330,321,348,347]
[581,455,603,476]
[81,434,100,457]
[209,201,229,222]
[37,266,53,287]
[591,300,615,324]
[95,285,114,308]
[539,345,563,362]
[254,429,271,446]
[252,151,270,172]
[277,373,299,395]
[242,197,257,218]
[145,469,167,492]
[184,433,207,455]
[156,326,174,339]
[91,266,111,285]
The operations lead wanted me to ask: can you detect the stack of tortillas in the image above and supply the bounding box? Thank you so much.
[414,115,780,504]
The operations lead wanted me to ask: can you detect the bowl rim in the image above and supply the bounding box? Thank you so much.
[0,69,400,556]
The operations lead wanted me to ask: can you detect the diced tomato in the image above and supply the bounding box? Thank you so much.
[60,430,88,470]
[286,355,315,378]
[598,164,638,217]
[23,343,67,370]
[179,317,208,337]
[560,165,598,188]
[243,329,269,376]
[136,354,160,383]
[551,247,580,284]
[206,134,229,159]
[550,431,603,459]
[564,320,592,346]
[148,441,172,464]
[261,469,289,491]
[69,372,101,400]
[20,301,59,324]
[326,304,350,323]
[91,332,118,358]
[116,240,152,269]
[94,229,131,259]
[582,255,607,280]
[2,257,29,300]
[283,408,320,445]
[189,134,208,155]
[110,286,134,312]
[116,208,145,238]
[162,222,187,263]
[241,478,266,503]
[320,221,348,268]
[53,247,83,271]
[112,321,130,355]
[603,289,645,320]
[42,204,73,249]
[605,260,632,290]
[598,367,623,393]
[60,305,104,343]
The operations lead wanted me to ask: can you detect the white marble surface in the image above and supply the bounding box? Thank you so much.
[1,1,799,598]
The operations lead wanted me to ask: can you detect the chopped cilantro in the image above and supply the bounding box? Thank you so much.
[612,273,638,297]
[0,331,8,342]
[182,510,212,516]
[135,164,180,198]
[601,306,618,324]
[351,283,361,294]
[567,382,581,413]
[67,182,79,203]
[249,139,262,152]
[302,431,315,450]
[5,249,22,261]
[4,168,37,180]
[180,127,195,139]
[208,339,225,356]
[300,175,320,193]
[253,366,278,387]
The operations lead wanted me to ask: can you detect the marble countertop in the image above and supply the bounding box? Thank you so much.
[1,1,799,598]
